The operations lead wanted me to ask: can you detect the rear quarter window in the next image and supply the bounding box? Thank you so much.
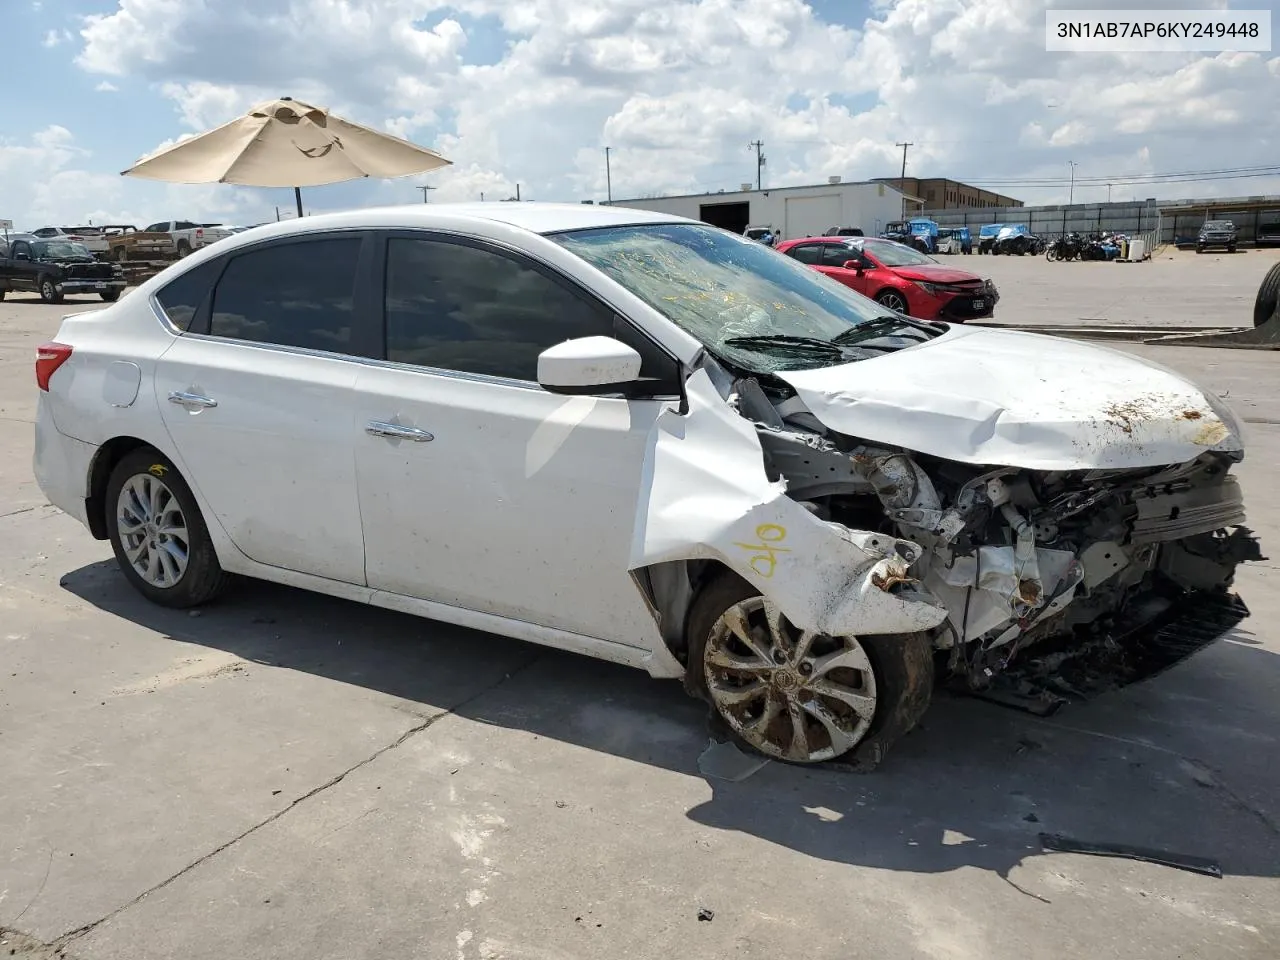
[154,259,223,331]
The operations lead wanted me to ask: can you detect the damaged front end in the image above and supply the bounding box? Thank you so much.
[631,363,1263,767]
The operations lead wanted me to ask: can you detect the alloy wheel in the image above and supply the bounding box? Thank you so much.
[703,596,878,763]
[878,291,909,314]
[115,473,190,588]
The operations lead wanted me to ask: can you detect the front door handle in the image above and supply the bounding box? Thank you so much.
[169,390,218,409]
[366,420,434,442]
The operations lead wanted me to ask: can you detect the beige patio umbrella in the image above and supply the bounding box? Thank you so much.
[121,97,451,217]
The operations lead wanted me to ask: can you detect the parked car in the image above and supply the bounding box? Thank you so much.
[778,235,999,321]
[1197,220,1238,254]
[1255,220,1280,247]
[823,226,864,237]
[144,220,234,257]
[32,203,1257,767]
[992,224,1035,255]
[977,223,1005,254]
[103,225,176,262]
[30,225,109,258]
[934,227,972,255]
[743,225,777,246]
[1,235,125,302]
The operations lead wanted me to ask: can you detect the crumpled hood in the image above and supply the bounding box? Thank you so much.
[776,325,1244,470]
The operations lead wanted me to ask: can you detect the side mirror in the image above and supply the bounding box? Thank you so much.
[537,336,642,395]
[843,259,863,273]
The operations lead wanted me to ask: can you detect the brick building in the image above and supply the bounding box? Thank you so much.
[872,177,1022,210]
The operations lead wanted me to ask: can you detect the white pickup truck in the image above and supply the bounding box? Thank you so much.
[144,220,233,258]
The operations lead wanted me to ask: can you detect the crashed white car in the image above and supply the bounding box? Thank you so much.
[33,203,1259,766]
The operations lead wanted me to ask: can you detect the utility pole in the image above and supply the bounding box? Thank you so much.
[1106,182,1112,203]
[604,146,612,203]
[1068,161,1078,205]
[417,184,436,203]
[895,141,913,219]
[749,140,765,190]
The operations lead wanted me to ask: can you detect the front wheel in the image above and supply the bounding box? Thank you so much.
[105,449,231,608]
[39,276,63,304]
[1045,246,1059,262]
[875,289,911,315]
[685,573,934,765]
[101,289,121,302]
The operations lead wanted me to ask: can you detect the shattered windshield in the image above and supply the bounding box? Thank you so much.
[34,240,93,260]
[552,223,920,373]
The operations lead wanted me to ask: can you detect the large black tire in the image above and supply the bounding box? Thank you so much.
[104,448,232,608]
[1254,261,1280,327]
[38,275,63,304]
[100,289,121,302]
[176,239,192,258]
[683,570,935,769]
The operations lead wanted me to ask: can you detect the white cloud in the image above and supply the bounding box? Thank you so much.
[6,0,1271,230]
[42,28,72,47]
[95,80,119,92]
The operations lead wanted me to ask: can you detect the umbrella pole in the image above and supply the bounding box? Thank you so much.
[294,187,304,218]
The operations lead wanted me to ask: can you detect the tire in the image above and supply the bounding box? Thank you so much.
[1228,245,1237,253]
[684,571,935,767]
[1046,246,1058,262]
[875,289,911,315]
[100,290,121,302]
[104,448,231,608]
[38,276,63,304]
[1196,245,1204,254]
[176,240,192,258]
[1253,261,1280,327]
[0,289,5,301]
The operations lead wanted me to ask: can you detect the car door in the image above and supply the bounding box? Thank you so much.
[351,230,684,648]
[9,241,39,290]
[817,243,869,294]
[152,232,375,585]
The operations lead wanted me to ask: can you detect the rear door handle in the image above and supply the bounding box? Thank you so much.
[168,391,218,409]
[366,420,434,442]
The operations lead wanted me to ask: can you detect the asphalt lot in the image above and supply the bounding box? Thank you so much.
[2,271,1279,960]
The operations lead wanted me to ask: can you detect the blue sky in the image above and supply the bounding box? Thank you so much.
[3,0,1277,229]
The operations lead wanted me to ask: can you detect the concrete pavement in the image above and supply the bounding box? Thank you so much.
[1,285,1278,960]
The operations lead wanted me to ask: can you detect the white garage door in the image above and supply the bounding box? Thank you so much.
[784,195,842,241]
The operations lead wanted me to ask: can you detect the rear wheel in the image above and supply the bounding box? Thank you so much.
[38,276,63,304]
[105,449,231,608]
[100,289,121,302]
[176,240,192,258]
[685,572,934,765]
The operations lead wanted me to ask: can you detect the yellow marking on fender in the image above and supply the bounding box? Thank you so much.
[733,523,790,579]
[148,463,168,477]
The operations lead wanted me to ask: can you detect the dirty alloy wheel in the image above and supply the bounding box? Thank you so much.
[105,449,231,608]
[39,276,63,304]
[685,573,935,766]
[876,289,910,315]
[176,240,192,258]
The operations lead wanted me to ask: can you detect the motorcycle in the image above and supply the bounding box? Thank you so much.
[1045,232,1083,261]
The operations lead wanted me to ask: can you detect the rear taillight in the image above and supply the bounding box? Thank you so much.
[36,342,73,391]
[196,228,204,238]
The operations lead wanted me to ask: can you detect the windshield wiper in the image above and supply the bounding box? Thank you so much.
[722,334,845,358]
[831,315,936,344]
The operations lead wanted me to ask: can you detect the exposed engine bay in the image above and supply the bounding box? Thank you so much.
[744,363,1262,693]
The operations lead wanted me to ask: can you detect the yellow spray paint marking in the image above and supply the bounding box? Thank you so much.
[148,463,168,477]
[734,523,790,579]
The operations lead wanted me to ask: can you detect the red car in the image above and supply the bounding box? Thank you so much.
[775,236,999,322]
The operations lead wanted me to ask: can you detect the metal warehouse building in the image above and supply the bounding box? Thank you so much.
[606,178,910,242]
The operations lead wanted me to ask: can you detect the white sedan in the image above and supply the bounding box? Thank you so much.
[33,202,1259,767]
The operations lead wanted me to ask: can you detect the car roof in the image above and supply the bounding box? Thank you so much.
[232,202,697,242]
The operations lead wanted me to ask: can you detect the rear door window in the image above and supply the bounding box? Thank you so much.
[787,244,823,264]
[208,236,363,353]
